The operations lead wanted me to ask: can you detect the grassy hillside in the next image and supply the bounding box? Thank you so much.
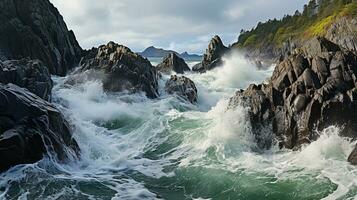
[232,0,357,49]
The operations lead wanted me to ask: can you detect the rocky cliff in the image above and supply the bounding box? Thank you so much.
[0,0,82,172]
[241,16,357,63]
[228,37,357,164]
[326,17,357,52]
[0,0,83,76]
[0,59,53,100]
[232,0,357,63]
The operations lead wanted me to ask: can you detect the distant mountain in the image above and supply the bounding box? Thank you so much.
[139,46,202,59]
[180,51,202,59]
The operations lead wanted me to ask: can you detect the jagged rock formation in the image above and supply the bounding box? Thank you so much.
[0,59,53,100]
[0,0,83,76]
[165,75,198,103]
[228,38,357,164]
[78,42,159,98]
[156,53,190,74]
[193,35,229,73]
[0,83,79,172]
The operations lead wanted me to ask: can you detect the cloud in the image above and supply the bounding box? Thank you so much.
[51,0,306,54]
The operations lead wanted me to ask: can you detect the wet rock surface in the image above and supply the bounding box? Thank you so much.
[78,42,159,98]
[348,145,357,165]
[156,53,190,74]
[228,38,357,162]
[0,83,79,172]
[193,35,229,73]
[0,59,53,100]
[165,75,198,103]
[0,0,83,76]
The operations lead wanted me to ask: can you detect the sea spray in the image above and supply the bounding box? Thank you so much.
[1,55,356,199]
[183,51,274,110]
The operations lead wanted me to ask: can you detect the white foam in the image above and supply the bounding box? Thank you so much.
[2,53,355,199]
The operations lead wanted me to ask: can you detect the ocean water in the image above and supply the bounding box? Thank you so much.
[0,53,357,200]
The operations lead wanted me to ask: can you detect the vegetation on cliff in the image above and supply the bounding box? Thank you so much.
[232,0,357,49]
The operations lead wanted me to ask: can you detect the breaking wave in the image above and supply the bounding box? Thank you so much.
[1,53,356,200]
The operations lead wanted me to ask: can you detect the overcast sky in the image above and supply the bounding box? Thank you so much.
[51,0,307,54]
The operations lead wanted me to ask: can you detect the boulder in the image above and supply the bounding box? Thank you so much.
[228,37,357,161]
[0,83,79,172]
[192,35,229,73]
[156,53,190,74]
[165,75,198,103]
[78,42,159,98]
[0,59,53,100]
[0,0,83,76]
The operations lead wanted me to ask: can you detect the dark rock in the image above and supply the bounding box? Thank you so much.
[348,145,357,165]
[228,37,357,155]
[311,56,329,84]
[0,0,83,76]
[326,17,357,52]
[293,94,308,113]
[0,83,79,172]
[0,59,52,100]
[78,42,159,98]
[228,84,274,149]
[165,75,198,103]
[192,35,229,73]
[156,53,190,74]
[302,37,341,57]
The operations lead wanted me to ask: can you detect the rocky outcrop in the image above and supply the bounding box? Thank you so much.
[165,75,198,103]
[228,38,357,155]
[0,59,53,100]
[192,35,229,73]
[156,53,190,74]
[0,83,79,172]
[0,0,83,76]
[326,17,357,52]
[78,42,159,98]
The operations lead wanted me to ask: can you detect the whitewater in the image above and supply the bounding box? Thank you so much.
[1,53,357,200]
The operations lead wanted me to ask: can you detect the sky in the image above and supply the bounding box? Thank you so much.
[51,0,307,54]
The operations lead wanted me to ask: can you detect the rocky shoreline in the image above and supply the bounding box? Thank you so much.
[228,37,357,164]
[0,0,357,173]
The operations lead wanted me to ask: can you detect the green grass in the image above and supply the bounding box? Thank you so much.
[243,34,258,47]
[306,15,336,37]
